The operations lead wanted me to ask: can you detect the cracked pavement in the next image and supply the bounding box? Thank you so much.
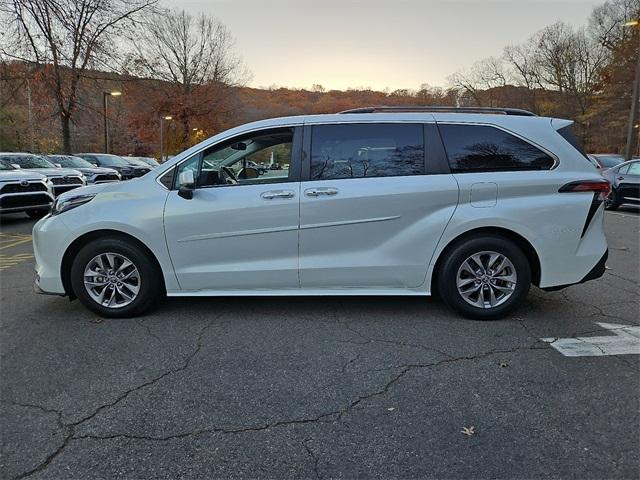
[1,208,638,479]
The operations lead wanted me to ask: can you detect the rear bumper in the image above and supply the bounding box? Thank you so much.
[543,249,608,292]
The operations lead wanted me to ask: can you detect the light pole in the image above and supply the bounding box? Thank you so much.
[624,19,639,161]
[160,115,173,162]
[103,90,121,153]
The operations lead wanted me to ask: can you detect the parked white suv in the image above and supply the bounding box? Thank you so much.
[32,107,610,319]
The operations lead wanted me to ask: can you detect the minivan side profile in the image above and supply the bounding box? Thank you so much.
[32,107,609,320]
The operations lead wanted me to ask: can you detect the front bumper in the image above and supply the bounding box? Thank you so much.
[32,214,71,295]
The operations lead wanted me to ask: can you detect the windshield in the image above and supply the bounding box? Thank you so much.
[0,154,54,169]
[596,155,624,168]
[51,156,93,168]
[0,160,16,170]
[125,158,150,167]
[92,155,129,167]
[138,157,159,166]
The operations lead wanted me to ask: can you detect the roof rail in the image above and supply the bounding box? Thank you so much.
[338,106,537,116]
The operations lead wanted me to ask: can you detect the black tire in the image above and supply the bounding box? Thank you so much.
[437,235,531,320]
[26,209,49,219]
[604,189,620,210]
[70,237,163,318]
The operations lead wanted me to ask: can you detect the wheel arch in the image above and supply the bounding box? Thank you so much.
[431,226,541,291]
[61,229,166,299]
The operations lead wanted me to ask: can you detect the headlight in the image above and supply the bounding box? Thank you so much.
[51,193,96,215]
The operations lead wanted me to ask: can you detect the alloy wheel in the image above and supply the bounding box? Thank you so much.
[83,252,141,308]
[456,251,517,309]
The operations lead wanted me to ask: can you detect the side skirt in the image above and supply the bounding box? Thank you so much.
[167,288,430,297]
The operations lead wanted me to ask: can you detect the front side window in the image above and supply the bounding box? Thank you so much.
[176,128,294,189]
[310,123,424,180]
[439,124,555,173]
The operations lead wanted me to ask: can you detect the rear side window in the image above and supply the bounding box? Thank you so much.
[438,124,555,173]
[310,123,424,180]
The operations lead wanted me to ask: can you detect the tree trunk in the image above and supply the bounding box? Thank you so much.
[61,113,71,154]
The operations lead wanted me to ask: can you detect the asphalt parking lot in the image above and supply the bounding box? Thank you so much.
[0,208,638,480]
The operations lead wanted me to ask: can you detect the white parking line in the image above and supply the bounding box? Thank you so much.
[542,323,640,357]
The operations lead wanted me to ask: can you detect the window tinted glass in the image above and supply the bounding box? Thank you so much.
[626,162,640,175]
[310,124,424,180]
[439,124,554,172]
[618,164,630,174]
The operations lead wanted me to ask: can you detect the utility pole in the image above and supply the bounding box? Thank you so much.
[160,115,173,161]
[102,91,121,153]
[624,20,640,161]
[26,77,34,152]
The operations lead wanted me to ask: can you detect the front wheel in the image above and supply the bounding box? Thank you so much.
[70,237,163,318]
[437,235,531,320]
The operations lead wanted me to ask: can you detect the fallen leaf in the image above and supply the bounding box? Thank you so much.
[461,426,475,436]
[499,361,508,368]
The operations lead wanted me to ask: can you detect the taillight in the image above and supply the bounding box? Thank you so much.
[559,179,611,200]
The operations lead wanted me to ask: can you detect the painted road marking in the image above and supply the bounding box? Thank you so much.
[542,323,640,357]
[0,233,32,250]
[0,253,34,271]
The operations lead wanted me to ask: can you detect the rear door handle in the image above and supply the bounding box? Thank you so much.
[261,190,295,200]
[305,187,339,197]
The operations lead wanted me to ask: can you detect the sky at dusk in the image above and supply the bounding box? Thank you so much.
[173,0,603,91]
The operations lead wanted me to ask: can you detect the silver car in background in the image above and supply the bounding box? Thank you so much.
[46,155,121,184]
[0,153,86,196]
[0,161,54,218]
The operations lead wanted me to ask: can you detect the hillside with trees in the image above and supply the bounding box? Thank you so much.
[0,0,637,158]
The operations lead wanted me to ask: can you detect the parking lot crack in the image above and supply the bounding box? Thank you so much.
[135,318,162,343]
[303,439,321,480]
[69,315,222,428]
[13,427,74,480]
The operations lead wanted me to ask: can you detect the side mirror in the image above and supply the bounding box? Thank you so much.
[178,169,195,200]
[54,163,62,168]
[11,163,21,169]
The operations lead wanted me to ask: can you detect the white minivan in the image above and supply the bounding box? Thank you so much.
[32,107,610,320]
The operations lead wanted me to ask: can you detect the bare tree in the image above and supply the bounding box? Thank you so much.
[134,8,250,146]
[448,57,511,106]
[0,0,157,153]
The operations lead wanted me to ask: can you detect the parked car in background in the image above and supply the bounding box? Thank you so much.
[121,157,153,177]
[0,161,54,218]
[602,159,640,210]
[33,107,609,321]
[75,154,136,180]
[131,157,160,168]
[589,154,625,170]
[0,152,86,196]
[46,155,121,184]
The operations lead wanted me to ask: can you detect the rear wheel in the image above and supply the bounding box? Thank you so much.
[437,235,531,320]
[70,237,162,318]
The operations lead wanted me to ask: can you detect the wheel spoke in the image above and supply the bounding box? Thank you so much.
[84,252,141,309]
[457,250,518,309]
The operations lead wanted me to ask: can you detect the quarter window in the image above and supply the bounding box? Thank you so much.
[439,124,555,173]
[310,124,424,180]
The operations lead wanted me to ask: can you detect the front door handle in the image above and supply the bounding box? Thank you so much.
[305,187,339,197]
[261,190,295,200]
[617,176,625,180]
